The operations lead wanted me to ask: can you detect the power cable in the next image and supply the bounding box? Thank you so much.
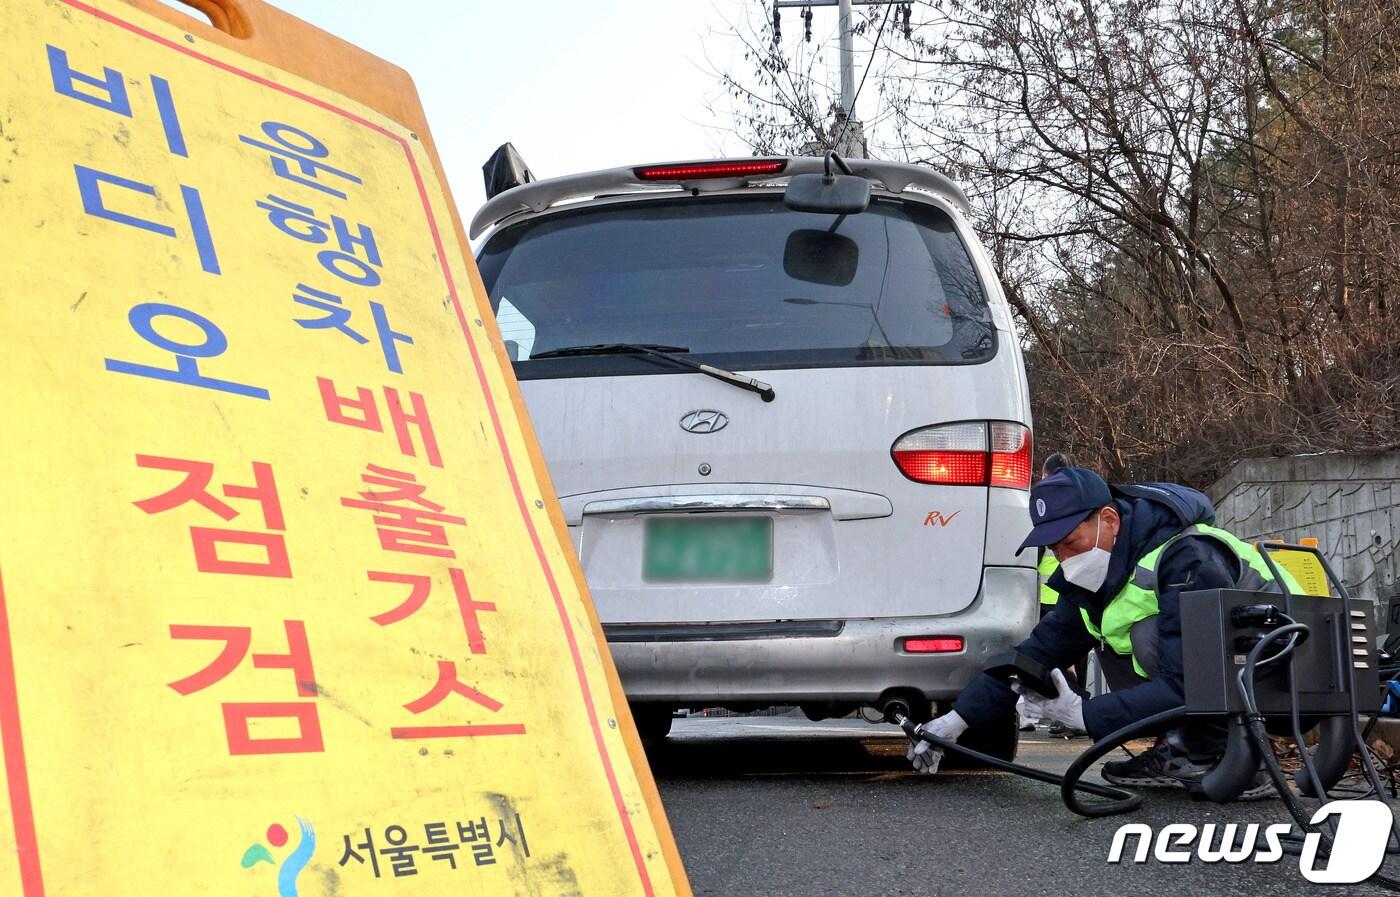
[1239,622,1400,891]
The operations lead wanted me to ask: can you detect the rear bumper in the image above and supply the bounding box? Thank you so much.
[603,566,1036,706]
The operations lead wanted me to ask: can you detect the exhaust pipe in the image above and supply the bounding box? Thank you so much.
[880,696,913,724]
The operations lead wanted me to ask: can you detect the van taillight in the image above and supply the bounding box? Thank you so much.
[890,422,987,485]
[891,422,1032,489]
[989,422,1033,489]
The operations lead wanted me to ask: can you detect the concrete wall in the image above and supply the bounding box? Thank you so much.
[1209,452,1400,610]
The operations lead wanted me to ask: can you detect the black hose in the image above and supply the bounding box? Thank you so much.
[1237,623,1327,802]
[1281,622,1331,801]
[896,709,1196,817]
[1239,627,1322,835]
[1240,621,1400,892]
[894,714,1137,804]
[1059,706,1188,817]
[1340,622,1400,855]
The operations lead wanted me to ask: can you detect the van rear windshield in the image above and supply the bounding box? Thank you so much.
[475,195,995,378]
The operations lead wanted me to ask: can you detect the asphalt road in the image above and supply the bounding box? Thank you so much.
[648,716,1399,897]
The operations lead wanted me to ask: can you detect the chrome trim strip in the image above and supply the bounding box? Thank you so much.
[582,494,830,515]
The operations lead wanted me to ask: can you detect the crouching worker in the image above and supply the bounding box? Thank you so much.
[908,466,1295,798]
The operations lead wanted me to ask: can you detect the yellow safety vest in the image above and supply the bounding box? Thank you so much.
[1038,553,1060,606]
[1078,524,1304,678]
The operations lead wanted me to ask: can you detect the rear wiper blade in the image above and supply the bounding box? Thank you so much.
[528,343,775,402]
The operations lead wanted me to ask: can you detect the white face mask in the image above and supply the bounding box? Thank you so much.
[1059,514,1112,592]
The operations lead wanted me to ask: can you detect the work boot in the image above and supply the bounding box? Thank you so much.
[1047,722,1088,738]
[1101,741,1212,789]
[1102,742,1277,801]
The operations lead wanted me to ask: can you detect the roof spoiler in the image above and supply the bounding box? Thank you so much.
[469,156,973,239]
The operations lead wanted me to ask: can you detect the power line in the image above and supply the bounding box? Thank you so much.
[773,1,911,156]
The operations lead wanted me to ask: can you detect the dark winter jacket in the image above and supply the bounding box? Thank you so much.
[952,482,1240,739]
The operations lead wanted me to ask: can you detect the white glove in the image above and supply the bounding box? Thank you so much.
[1015,695,1041,729]
[1012,668,1085,733]
[905,710,969,775]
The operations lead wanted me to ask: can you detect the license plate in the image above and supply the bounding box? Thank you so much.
[643,516,773,582]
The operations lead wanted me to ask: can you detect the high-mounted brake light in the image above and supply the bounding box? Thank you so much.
[891,422,1032,489]
[633,160,788,182]
[903,637,964,654]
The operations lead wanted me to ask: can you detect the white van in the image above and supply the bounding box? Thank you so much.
[470,154,1037,757]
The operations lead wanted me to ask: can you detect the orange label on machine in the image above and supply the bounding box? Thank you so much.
[0,1,688,895]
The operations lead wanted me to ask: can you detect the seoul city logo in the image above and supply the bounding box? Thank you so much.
[1108,801,1393,884]
[242,816,316,896]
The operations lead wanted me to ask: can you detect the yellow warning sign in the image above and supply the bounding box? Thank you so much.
[1261,538,1332,598]
[0,2,688,895]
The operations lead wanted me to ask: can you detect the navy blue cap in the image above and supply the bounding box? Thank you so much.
[1018,467,1113,553]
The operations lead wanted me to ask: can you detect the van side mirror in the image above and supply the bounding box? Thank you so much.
[783,172,870,215]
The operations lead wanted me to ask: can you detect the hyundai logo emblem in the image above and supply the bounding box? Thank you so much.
[680,410,729,434]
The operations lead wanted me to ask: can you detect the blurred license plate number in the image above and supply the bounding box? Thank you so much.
[643,517,772,582]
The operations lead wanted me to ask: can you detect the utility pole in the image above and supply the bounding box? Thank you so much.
[773,0,911,159]
[837,0,857,127]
